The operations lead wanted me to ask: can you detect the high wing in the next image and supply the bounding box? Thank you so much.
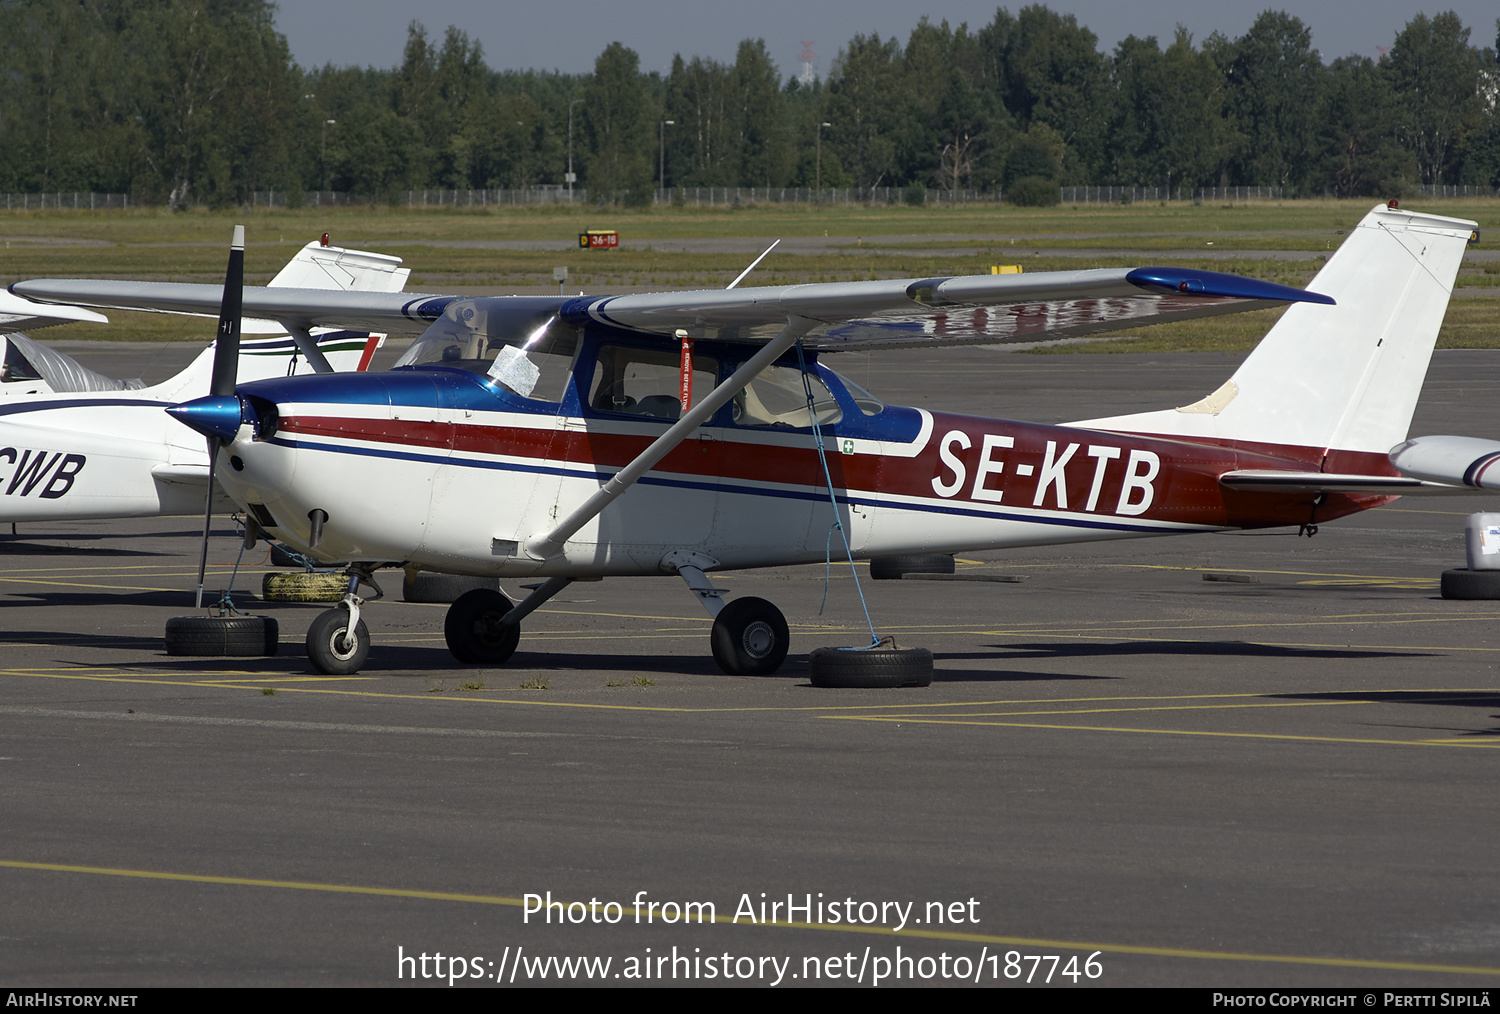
[13,265,1331,352]
[566,267,1332,350]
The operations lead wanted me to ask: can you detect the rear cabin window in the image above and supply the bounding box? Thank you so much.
[1,340,42,383]
[589,345,719,420]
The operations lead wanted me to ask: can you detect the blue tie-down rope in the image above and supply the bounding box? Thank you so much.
[796,340,881,649]
[209,522,251,616]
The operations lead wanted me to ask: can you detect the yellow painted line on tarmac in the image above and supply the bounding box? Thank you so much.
[1379,507,1479,516]
[1111,564,1448,581]
[1,859,1496,977]
[0,564,193,575]
[197,676,376,684]
[0,567,257,579]
[874,700,1364,719]
[979,630,1500,654]
[1,669,943,713]
[836,715,1500,749]
[0,577,181,592]
[7,670,1495,732]
[532,607,712,623]
[979,614,1484,635]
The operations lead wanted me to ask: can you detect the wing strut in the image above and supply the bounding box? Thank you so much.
[280,323,336,374]
[524,316,817,560]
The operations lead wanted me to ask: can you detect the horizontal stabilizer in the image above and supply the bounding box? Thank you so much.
[1219,469,1465,496]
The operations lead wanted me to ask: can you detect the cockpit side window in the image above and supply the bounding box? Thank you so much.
[730,364,842,428]
[1,338,42,383]
[588,345,720,421]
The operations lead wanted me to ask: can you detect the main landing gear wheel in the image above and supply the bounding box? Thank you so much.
[165,615,279,657]
[808,646,933,688]
[306,608,370,675]
[444,588,521,665]
[711,597,789,676]
[869,554,955,580]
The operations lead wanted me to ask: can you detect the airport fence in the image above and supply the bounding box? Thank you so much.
[5,183,1497,214]
[1061,185,1290,202]
[1416,184,1500,198]
[1,192,132,211]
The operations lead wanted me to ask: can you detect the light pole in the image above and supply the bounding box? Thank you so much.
[816,121,831,200]
[659,119,675,203]
[567,99,583,204]
[321,119,336,192]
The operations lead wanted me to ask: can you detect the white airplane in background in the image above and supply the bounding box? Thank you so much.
[0,238,409,523]
[13,205,1477,684]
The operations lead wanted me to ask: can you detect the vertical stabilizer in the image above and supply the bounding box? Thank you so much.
[1076,205,1475,456]
[268,241,410,292]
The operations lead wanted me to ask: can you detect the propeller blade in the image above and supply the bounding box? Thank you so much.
[194,225,246,608]
[210,225,245,398]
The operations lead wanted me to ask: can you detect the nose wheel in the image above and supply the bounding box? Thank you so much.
[305,566,380,675]
[306,608,370,674]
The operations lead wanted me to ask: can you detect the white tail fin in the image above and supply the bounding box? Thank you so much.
[1076,204,1475,456]
[268,241,411,292]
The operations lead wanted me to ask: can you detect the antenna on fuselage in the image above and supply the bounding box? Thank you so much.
[726,239,780,290]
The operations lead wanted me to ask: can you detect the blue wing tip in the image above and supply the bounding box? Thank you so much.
[1127,267,1335,306]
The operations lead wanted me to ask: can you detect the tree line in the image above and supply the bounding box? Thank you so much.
[2,1,1497,207]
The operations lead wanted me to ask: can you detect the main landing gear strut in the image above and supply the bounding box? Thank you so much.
[301,555,929,686]
[301,556,796,678]
[435,556,792,677]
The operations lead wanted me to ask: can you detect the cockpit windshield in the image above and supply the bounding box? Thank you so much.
[394,299,578,402]
[830,370,885,416]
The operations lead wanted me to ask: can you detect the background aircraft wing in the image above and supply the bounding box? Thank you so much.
[14,265,1329,352]
[0,288,109,330]
[9,280,458,336]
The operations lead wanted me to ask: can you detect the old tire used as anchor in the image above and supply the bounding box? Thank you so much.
[1440,567,1500,600]
[165,615,279,657]
[808,645,933,688]
[403,571,501,604]
[262,571,348,602]
[869,554,955,580]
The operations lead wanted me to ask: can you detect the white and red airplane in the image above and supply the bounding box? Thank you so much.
[12,204,1475,679]
[0,239,408,523]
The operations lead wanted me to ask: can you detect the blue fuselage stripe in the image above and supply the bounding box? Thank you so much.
[269,434,1179,535]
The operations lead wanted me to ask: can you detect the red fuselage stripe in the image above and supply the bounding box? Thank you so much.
[277,411,1395,530]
